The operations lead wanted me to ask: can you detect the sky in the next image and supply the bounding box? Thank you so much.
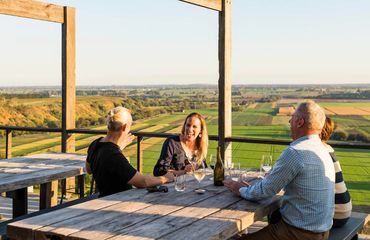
[0,0,370,86]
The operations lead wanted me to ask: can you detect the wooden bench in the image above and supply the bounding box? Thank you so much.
[245,212,369,240]
[328,212,369,240]
[0,194,98,240]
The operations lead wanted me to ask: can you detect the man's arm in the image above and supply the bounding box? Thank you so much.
[239,147,303,201]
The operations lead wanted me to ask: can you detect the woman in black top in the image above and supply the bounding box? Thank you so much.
[153,112,208,176]
[86,106,174,197]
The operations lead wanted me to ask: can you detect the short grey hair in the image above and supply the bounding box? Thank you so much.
[106,107,132,131]
[295,100,326,131]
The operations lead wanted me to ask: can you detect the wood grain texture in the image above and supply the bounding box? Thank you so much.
[179,0,222,11]
[0,153,85,192]
[0,0,64,23]
[62,6,76,153]
[218,0,232,165]
[8,172,275,240]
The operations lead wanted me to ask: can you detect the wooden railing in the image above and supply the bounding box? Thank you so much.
[1,126,369,174]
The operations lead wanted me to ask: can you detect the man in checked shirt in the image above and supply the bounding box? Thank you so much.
[224,100,335,240]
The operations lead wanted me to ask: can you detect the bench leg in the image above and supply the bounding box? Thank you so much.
[40,181,58,209]
[11,188,28,218]
[351,234,358,240]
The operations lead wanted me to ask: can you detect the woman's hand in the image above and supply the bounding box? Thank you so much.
[119,133,135,150]
[168,169,185,176]
[164,171,175,183]
[184,164,194,173]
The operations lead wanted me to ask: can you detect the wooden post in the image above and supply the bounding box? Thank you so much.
[218,0,232,165]
[137,136,143,173]
[61,6,76,153]
[5,129,12,159]
[40,181,59,209]
[61,6,76,199]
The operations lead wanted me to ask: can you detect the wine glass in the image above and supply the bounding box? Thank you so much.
[209,154,215,170]
[231,162,240,181]
[193,161,206,191]
[224,161,234,179]
[260,155,272,178]
[208,154,215,180]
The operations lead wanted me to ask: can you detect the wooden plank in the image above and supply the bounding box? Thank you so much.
[179,0,222,11]
[218,0,232,165]
[0,164,84,192]
[7,189,151,240]
[108,191,240,240]
[162,196,282,240]
[0,158,84,178]
[67,182,226,240]
[0,0,64,23]
[5,129,12,159]
[39,181,59,209]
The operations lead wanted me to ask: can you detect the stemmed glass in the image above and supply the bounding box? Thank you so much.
[193,161,206,191]
[260,155,272,178]
[231,162,240,181]
[209,154,215,170]
[208,154,215,180]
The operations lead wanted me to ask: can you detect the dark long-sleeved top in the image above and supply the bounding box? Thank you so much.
[153,136,190,176]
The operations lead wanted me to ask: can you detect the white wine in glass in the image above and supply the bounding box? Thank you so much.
[260,155,272,177]
[194,161,206,191]
[194,172,206,182]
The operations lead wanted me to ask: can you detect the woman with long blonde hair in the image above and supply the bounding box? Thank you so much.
[153,112,208,176]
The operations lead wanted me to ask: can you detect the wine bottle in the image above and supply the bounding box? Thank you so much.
[214,146,224,186]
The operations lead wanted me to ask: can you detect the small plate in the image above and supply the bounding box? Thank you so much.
[194,189,206,194]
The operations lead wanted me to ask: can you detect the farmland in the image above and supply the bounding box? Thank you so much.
[0,85,369,211]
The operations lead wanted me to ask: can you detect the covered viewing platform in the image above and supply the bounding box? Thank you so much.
[0,0,370,239]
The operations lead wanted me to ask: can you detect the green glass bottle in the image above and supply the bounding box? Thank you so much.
[214,146,224,186]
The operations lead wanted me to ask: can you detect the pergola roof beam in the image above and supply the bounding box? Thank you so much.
[179,0,222,11]
[0,0,64,23]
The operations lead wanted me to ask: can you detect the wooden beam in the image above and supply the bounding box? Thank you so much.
[61,6,75,153]
[179,0,222,11]
[218,0,232,165]
[61,7,76,198]
[0,0,64,23]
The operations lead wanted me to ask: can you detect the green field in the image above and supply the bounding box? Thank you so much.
[1,101,369,210]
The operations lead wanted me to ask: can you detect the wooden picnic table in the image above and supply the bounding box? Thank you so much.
[0,153,86,218]
[7,173,281,240]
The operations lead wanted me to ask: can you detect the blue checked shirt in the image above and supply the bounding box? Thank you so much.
[240,135,335,232]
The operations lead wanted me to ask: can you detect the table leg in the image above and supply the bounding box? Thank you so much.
[40,181,58,209]
[77,175,85,198]
[11,188,28,218]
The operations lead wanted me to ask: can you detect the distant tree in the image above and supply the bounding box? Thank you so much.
[331,129,348,141]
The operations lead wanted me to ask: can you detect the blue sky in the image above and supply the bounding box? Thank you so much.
[0,0,369,86]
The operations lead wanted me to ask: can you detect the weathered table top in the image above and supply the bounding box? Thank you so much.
[7,174,281,240]
[0,153,86,193]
